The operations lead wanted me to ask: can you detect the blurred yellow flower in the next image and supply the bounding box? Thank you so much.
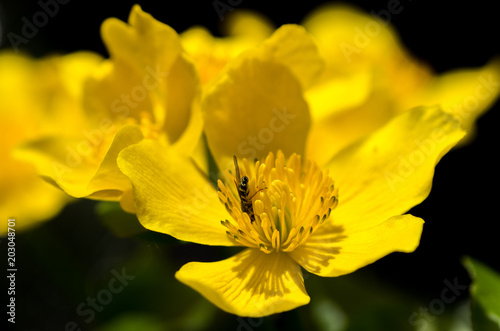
[19,5,203,212]
[302,4,500,164]
[117,19,466,315]
[0,51,101,233]
[13,4,499,216]
[181,4,500,166]
[181,11,274,85]
[3,2,495,315]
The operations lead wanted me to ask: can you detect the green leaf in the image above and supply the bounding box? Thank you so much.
[463,256,500,330]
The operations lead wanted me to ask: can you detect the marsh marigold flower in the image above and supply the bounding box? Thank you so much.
[301,4,500,164]
[7,3,493,315]
[17,4,499,216]
[181,4,500,166]
[19,6,203,212]
[119,106,465,316]
[0,51,101,233]
[117,10,467,314]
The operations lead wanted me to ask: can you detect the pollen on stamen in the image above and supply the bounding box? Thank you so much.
[218,151,339,254]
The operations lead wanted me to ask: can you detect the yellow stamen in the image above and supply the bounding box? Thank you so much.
[218,151,339,254]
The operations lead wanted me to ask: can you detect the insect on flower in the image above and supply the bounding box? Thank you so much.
[233,155,267,223]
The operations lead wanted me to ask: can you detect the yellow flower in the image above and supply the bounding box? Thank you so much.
[19,5,202,212]
[0,51,101,233]
[302,4,500,164]
[181,11,274,85]
[180,5,500,166]
[117,22,466,316]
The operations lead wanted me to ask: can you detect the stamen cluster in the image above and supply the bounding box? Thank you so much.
[218,151,338,254]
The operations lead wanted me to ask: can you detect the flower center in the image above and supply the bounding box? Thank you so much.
[217,151,338,254]
[123,111,162,140]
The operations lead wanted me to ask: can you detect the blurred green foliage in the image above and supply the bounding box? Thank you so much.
[14,200,500,330]
[464,257,500,331]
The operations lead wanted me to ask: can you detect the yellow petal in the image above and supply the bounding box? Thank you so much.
[302,3,403,71]
[181,11,272,86]
[258,24,325,89]
[306,88,395,166]
[289,214,423,277]
[0,51,102,138]
[405,57,500,136]
[119,188,136,214]
[87,125,144,196]
[181,26,258,86]
[17,125,143,199]
[52,52,104,105]
[0,52,101,232]
[161,53,200,143]
[326,106,465,233]
[170,100,207,174]
[1,107,71,232]
[176,249,309,317]
[0,168,71,234]
[87,5,197,144]
[302,4,434,166]
[305,52,432,167]
[202,56,311,170]
[101,5,181,74]
[305,70,372,122]
[117,139,235,246]
[223,10,274,41]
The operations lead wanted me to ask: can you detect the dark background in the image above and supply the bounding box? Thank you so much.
[1,1,499,330]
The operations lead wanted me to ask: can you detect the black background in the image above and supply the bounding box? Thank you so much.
[1,0,499,329]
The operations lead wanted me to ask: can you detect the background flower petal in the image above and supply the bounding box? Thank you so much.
[87,5,198,144]
[302,3,403,72]
[258,24,325,89]
[222,10,274,41]
[302,4,435,166]
[181,10,272,86]
[0,52,101,233]
[306,87,395,166]
[17,125,143,200]
[86,125,144,196]
[403,57,500,142]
